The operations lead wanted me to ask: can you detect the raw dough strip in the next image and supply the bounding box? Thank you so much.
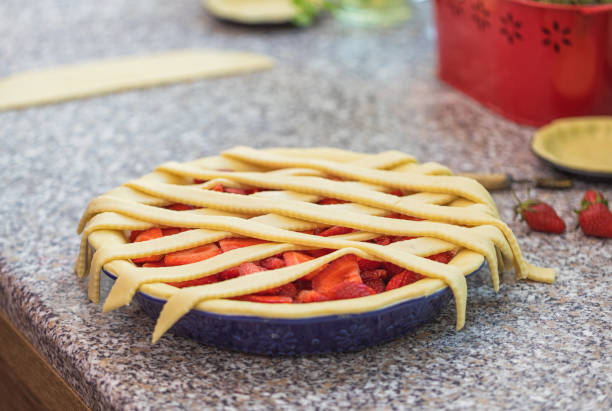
[75,212,153,277]
[392,161,453,175]
[222,146,498,212]
[0,50,275,111]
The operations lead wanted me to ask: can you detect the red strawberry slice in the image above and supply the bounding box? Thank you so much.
[388,189,404,196]
[360,269,389,282]
[296,290,330,303]
[166,203,193,211]
[357,257,381,270]
[142,261,166,268]
[311,254,362,298]
[383,262,405,276]
[134,227,163,242]
[166,274,219,288]
[129,230,144,242]
[219,238,267,252]
[132,255,163,264]
[163,244,221,266]
[162,227,181,236]
[385,270,423,291]
[283,251,327,280]
[283,251,312,266]
[224,187,251,195]
[211,183,224,192]
[387,213,423,221]
[363,278,385,294]
[260,256,286,270]
[193,178,206,184]
[278,283,298,298]
[330,282,376,300]
[238,262,266,276]
[218,267,240,280]
[293,278,312,291]
[317,226,354,237]
[427,251,454,264]
[305,249,334,258]
[255,282,298,297]
[254,286,282,296]
[317,198,349,205]
[372,236,391,245]
[235,295,293,304]
[132,228,164,263]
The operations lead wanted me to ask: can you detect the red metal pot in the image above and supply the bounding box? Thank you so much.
[434,0,612,126]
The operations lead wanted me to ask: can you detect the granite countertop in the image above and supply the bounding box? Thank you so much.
[1,0,610,409]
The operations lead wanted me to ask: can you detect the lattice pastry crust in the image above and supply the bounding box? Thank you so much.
[76,147,555,342]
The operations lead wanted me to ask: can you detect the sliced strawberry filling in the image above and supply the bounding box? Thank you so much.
[219,238,267,252]
[129,228,456,302]
[131,228,164,264]
[317,198,349,205]
[164,244,221,266]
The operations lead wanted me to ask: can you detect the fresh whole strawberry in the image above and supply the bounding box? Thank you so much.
[577,202,612,238]
[514,196,565,234]
[581,190,607,207]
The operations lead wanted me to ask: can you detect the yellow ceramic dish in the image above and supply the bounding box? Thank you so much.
[532,117,612,177]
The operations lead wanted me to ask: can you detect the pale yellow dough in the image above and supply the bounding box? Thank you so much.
[532,116,612,174]
[204,0,298,23]
[0,50,274,111]
[75,147,555,343]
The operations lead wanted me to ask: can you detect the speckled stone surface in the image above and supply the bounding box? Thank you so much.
[1,0,611,410]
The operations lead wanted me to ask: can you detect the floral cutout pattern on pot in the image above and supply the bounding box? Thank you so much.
[499,13,523,44]
[471,1,491,31]
[446,0,465,16]
[542,21,572,53]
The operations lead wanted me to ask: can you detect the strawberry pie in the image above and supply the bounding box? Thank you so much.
[75,146,555,343]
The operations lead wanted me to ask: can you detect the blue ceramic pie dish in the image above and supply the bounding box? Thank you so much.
[102,263,483,355]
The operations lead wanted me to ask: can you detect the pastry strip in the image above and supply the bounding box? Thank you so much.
[0,50,274,111]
